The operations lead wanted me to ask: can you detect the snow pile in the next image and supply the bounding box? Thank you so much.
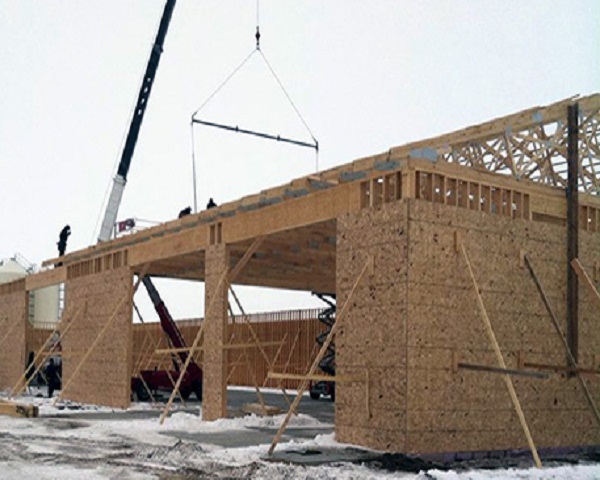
[2,390,600,479]
[163,410,330,432]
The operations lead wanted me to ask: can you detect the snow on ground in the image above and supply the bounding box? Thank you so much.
[1,391,600,479]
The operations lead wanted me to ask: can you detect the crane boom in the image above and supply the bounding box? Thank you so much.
[98,0,176,242]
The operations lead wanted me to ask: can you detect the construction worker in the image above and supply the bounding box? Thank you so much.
[44,358,60,398]
[56,225,71,266]
[206,198,217,209]
[178,206,192,218]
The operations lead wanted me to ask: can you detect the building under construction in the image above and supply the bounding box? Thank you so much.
[1,93,599,458]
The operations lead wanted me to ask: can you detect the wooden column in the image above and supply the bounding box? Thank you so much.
[0,281,27,391]
[202,244,230,421]
[567,103,579,364]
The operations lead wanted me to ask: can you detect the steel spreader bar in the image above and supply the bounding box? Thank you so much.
[192,118,318,152]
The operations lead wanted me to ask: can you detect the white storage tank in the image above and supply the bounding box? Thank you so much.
[32,285,60,326]
[0,258,27,283]
[0,255,60,326]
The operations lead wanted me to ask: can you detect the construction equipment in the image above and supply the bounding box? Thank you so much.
[309,293,336,401]
[88,0,202,401]
[131,278,203,401]
[97,0,176,242]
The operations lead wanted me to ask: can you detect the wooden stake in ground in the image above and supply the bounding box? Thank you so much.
[268,255,373,456]
[524,254,600,427]
[460,244,542,468]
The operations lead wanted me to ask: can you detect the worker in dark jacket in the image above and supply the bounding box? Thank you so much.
[178,206,192,218]
[206,198,217,209]
[56,225,71,266]
[45,358,60,398]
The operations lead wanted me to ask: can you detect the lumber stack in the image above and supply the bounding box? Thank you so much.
[0,398,38,418]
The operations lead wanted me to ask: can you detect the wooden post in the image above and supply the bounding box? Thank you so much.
[268,255,373,456]
[159,266,226,424]
[567,102,579,364]
[202,244,230,420]
[159,236,265,424]
[54,267,147,405]
[523,253,600,427]
[460,244,542,468]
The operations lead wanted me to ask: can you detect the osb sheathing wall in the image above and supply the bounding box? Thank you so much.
[336,201,409,451]
[336,198,600,454]
[203,244,229,421]
[0,280,27,390]
[62,267,132,409]
[406,200,600,454]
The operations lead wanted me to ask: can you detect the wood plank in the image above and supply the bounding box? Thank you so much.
[129,227,208,267]
[241,403,282,416]
[457,362,549,379]
[523,253,600,427]
[0,399,38,418]
[268,255,373,456]
[571,258,600,310]
[25,267,66,291]
[267,372,366,383]
[461,243,542,468]
[154,341,283,355]
[524,361,600,376]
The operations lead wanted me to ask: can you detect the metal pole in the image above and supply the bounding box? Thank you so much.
[567,103,579,364]
[190,121,198,214]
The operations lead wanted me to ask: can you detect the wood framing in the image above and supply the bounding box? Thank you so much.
[523,254,600,427]
[11,94,599,457]
[0,280,27,391]
[59,266,135,408]
[460,243,541,467]
[0,399,38,418]
[572,258,600,310]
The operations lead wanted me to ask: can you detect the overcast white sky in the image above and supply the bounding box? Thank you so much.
[1,1,598,318]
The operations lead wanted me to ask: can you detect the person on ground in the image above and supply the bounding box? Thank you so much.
[44,358,60,398]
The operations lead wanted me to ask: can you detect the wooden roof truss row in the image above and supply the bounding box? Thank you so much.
[34,94,599,292]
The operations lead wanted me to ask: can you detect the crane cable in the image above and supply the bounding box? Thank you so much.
[190,1,320,210]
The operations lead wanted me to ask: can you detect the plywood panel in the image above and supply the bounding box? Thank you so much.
[335,201,409,451]
[405,199,600,454]
[0,280,27,390]
[202,245,229,421]
[61,267,132,408]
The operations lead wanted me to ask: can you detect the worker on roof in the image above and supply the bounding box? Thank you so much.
[57,224,71,264]
[178,206,192,218]
[206,198,217,209]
